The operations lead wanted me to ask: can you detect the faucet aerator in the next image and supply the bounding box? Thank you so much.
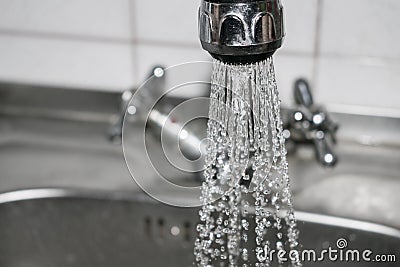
[199,0,285,64]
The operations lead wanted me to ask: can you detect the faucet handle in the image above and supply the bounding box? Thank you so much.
[108,65,166,144]
[287,78,339,167]
[294,78,314,107]
[312,130,338,167]
[293,78,338,135]
[311,106,339,143]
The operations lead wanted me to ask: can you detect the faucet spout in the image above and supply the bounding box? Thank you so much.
[199,0,285,64]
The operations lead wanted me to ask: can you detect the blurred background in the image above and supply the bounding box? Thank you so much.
[0,0,398,111]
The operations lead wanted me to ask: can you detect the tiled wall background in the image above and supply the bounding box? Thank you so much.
[0,0,399,113]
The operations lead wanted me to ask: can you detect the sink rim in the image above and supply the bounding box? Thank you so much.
[1,187,399,240]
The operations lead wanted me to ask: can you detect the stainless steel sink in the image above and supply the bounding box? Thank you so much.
[289,141,400,229]
[0,88,399,266]
[0,117,137,193]
[0,189,399,267]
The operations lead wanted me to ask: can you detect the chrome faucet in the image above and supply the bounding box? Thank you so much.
[110,0,338,168]
[108,66,207,163]
[109,69,338,168]
[284,79,339,167]
[197,0,339,166]
[108,66,166,143]
[199,0,285,64]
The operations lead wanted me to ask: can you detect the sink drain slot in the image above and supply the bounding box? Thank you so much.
[142,216,194,242]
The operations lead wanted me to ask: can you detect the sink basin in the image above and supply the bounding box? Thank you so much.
[289,141,400,229]
[0,117,140,193]
[0,189,398,267]
[295,174,400,229]
[1,81,399,266]
[0,116,399,266]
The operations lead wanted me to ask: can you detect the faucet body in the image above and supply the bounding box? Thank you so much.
[110,69,338,168]
[199,0,285,64]
[108,66,166,144]
[284,79,339,167]
[108,66,207,163]
[198,1,338,165]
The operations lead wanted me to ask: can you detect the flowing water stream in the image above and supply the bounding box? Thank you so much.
[194,58,301,266]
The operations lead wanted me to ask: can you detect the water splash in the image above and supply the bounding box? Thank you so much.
[194,58,301,266]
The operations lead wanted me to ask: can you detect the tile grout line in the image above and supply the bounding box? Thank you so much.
[311,0,323,93]
[4,20,397,64]
[133,39,199,49]
[128,0,138,87]
[0,28,198,49]
[0,28,132,45]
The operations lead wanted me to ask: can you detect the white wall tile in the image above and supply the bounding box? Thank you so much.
[0,0,398,114]
[135,43,212,98]
[0,35,135,91]
[280,0,318,55]
[320,0,400,59]
[136,43,211,81]
[315,57,400,110]
[134,0,201,45]
[274,53,315,106]
[0,0,131,40]
[134,0,318,54]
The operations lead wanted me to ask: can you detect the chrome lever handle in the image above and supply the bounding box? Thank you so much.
[286,78,339,167]
[294,78,314,107]
[312,131,337,167]
[108,66,166,144]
